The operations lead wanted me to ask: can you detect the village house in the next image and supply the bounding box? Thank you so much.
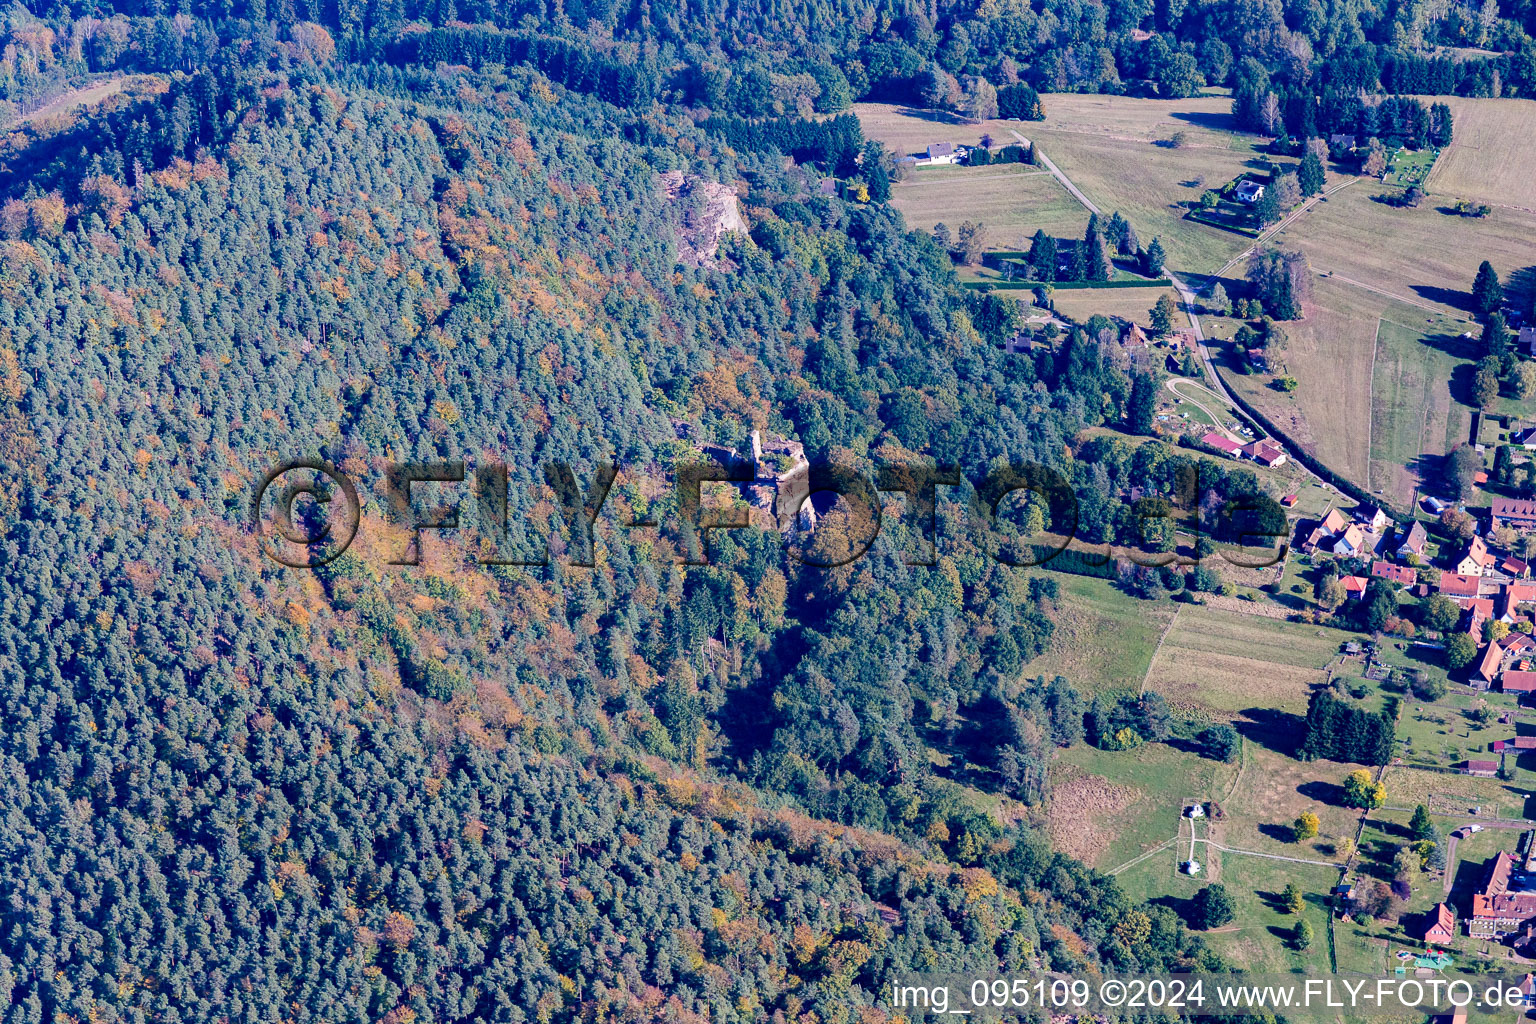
[1341,575,1369,600]
[1421,902,1457,944]
[915,142,971,166]
[1493,496,1536,532]
[1439,572,1482,600]
[1505,632,1536,659]
[1371,560,1417,587]
[1467,597,1497,640]
[1505,556,1530,578]
[1242,439,1287,467]
[1458,536,1498,576]
[1356,504,1390,532]
[1234,180,1266,204]
[1303,508,1351,553]
[1522,326,1536,358]
[1334,525,1370,557]
[1397,520,1428,561]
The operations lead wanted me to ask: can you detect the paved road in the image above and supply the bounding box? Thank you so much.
[1006,129,1101,214]
[1008,129,1345,501]
[1166,378,1239,441]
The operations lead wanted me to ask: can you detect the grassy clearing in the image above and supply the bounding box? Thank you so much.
[1217,180,1536,507]
[860,95,1279,274]
[1050,284,1180,327]
[1114,846,1340,973]
[1029,93,1247,145]
[1026,129,1264,274]
[1211,745,1358,859]
[1050,740,1233,870]
[888,164,1089,250]
[1380,764,1533,820]
[1222,276,1393,496]
[1422,96,1536,209]
[1024,574,1174,695]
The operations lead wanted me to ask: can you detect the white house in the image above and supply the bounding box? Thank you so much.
[915,142,971,166]
[1234,180,1266,204]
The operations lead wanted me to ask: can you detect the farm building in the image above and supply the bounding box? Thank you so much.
[1478,641,1506,686]
[1202,433,1243,456]
[1242,439,1287,467]
[1463,759,1500,777]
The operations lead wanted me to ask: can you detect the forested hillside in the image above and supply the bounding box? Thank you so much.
[0,50,1256,1022]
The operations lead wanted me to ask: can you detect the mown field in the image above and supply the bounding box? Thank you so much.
[856,96,1269,274]
[1422,96,1536,209]
[1049,740,1236,870]
[1113,844,1340,973]
[1221,177,1536,507]
[1050,284,1181,327]
[1367,317,1479,507]
[888,163,1089,250]
[1142,604,1351,718]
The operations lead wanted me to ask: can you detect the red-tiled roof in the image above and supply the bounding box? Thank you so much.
[1342,575,1369,593]
[1479,640,1506,682]
[1504,671,1536,693]
[1372,560,1417,586]
[1202,432,1243,454]
[1440,573,1481,597]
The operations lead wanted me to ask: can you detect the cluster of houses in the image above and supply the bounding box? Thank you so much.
[1200,431,1288,468]
[1298,503,1405,561]
[1412,836,1536,954]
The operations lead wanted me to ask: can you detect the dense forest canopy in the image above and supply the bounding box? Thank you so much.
[0,25,1288,1018]
[0,0,1479,1008]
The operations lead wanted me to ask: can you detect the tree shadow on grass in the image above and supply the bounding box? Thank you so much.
[1259,822,1300,843]
[1297,779,1348,805]
[1169,110,1241,133]
[895,106,970,126]
[1232,706,1308,755]
[1411,284,1474,313]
